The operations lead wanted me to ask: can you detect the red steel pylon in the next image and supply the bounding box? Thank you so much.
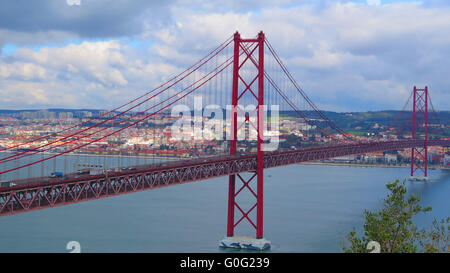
[410,86,428,177]
[227,31,265,239]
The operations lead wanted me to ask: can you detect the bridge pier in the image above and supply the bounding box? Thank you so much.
[220,236,271,251]
[409,86,429,181]
[220,31,271,250]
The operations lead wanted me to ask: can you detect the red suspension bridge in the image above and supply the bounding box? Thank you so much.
[0,31,448,250]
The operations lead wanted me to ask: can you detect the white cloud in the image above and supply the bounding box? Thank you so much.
[0,1,449,111]
[366,0,381,6]
[154,1,450,110]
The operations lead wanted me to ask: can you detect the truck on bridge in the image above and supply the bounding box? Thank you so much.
[89,169,105,175]
[0,181,16,188]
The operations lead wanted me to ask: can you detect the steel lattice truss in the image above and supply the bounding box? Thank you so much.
[227,31,265,238]
[1,139,448,217]
[411,86,429,177]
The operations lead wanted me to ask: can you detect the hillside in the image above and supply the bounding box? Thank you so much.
[282,110,450,137]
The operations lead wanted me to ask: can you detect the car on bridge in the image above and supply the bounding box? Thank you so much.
[50,172,64,178]
[0,181,16,188]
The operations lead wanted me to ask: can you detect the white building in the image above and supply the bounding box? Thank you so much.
[384,154,397,163]
[332,155,356,163]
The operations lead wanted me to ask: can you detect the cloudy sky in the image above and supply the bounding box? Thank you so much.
[0,0,449,111]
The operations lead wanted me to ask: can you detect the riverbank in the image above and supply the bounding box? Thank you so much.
[299,161,449,170]
[0,150,181,161]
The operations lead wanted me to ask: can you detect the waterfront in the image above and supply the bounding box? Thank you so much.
[0,152,174,183]
[0,162,448,253]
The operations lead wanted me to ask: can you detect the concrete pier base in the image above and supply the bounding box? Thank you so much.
[219,236,271,251]
[408,176,429,182]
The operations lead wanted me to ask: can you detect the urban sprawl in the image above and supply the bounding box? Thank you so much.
[0,109,449,170]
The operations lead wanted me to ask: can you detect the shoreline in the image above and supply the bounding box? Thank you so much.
[299,161,449,170]
[0,150,182,161]
[1,150,448,170]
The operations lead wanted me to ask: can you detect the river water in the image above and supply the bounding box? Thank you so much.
[0,158,448,252]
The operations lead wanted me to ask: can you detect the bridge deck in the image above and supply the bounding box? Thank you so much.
[0,139,448,217]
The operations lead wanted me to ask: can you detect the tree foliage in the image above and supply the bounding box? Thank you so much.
[420,217,450,253]
[343,179,449,253]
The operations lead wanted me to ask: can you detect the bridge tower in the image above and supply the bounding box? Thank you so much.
[410,86,428,180]
[220,31,271,250]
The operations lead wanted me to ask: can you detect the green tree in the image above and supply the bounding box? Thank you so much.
[420,217,450,253]
[343,179,432,253]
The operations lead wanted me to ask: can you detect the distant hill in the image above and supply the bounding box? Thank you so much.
[0,108,448,136]
[281,110,450,137]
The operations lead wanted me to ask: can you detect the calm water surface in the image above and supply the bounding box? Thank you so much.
[0,163,448,252]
